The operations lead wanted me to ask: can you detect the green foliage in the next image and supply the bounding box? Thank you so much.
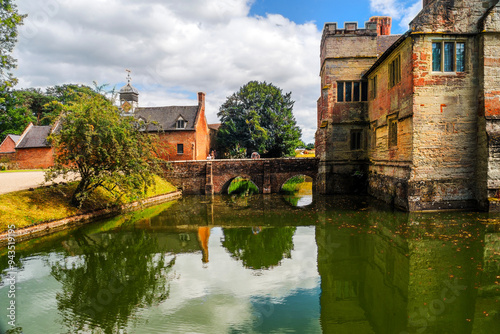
[306,143,315,150]
[217,81,302,158]
[50,229,175,333]
[228,177,259,195]
[46,92,162,207]
[221,227,296,269]
[0,0,25,90]
[281,175,306,194]
[0,84,102,141]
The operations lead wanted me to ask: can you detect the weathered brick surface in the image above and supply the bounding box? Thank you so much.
[316,19,391,194]
[0,136,16,153]
[318,1,500,211]
[165,158,319,195]
[411,0,496,34]
[16,148,54,169]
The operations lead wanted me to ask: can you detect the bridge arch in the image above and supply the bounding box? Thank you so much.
[223,176,260,195]
[166,158,319,195]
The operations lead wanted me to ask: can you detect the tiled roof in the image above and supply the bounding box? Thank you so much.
[377,35,402,56]
[135,105,199,131]
[16,126,52,149]
[7,134,21,143]
[208,123,221,131]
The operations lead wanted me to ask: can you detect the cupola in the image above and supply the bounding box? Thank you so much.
[119,70,139,115]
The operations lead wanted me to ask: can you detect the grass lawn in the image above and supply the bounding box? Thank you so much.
[0,175,177,233]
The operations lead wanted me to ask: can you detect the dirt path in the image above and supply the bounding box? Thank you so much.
[0,171,79,195]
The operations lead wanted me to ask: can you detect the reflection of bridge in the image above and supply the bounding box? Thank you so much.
[164,158,319,195]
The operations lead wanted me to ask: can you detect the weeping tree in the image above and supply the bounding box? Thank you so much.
[46,92,162,207]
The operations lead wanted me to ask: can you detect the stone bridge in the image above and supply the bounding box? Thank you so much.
[164,158,319,195]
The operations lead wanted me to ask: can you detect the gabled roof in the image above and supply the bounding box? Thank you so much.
[208,123,221,131]
[0,134,21,152]
[135,105,200,131]
[4,134,21,144]
[16,125,52,149]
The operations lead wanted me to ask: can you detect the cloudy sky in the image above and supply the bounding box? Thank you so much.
[13,0,422,143]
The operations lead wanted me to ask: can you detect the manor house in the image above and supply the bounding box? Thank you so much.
[119,78,213,161]
[315,0,500,211]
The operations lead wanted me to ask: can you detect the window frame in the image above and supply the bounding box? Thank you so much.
[177,143,184,155]
[388,117,398,148]
[337,81,368,103]
[389,55,401,88]
[350,129,363,151]
[176,118,186,129]
[431,40,466,73]
[370,75,378,100]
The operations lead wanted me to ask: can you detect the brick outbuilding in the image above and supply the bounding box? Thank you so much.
[0,134,21,153]
[14,123,55,169]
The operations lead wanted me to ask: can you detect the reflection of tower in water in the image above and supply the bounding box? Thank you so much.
[198,226,211,263]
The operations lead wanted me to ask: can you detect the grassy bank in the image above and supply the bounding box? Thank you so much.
[0,175,177,232]
[228,177,259,195]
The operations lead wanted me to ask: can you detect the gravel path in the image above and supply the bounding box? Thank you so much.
[0,171,79,195]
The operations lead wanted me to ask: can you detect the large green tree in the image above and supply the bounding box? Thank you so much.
[47,92,161,207]
[217,81,302,158]
[0,84,102,141]
[0,0,24,90]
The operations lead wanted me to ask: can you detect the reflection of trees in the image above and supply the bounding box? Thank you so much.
[222,227,296,269]
[50,230,175,334]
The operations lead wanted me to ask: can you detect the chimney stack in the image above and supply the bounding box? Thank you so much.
[369,16,392,36]
[198,92,206,109]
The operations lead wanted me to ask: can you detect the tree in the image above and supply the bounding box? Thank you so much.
[47,92,161,207]
[221,227,296,270]
[217,81,302,158]
[51,229,175,333]
[0,84,101,141]
[0,0,25,90]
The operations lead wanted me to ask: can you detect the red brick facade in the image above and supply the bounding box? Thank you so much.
[16,147,55,169]
[149,92,211,161]
[0,136,18,153]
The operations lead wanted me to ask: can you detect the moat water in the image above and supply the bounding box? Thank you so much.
[0,192,499,334]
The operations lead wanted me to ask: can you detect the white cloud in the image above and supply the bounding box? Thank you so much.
[370,0,422,30]
[14,0,320,143]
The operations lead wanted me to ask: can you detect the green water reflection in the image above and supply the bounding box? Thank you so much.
[0,195,499,334]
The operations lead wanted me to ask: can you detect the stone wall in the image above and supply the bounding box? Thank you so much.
[410,33,480,211]
[316,20,386,194]
[366,38,414,210]
[479,3,500,210]
[165,158,319,195]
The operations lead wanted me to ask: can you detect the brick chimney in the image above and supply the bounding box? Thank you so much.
[198,92,205,109]
[369,16,392,36]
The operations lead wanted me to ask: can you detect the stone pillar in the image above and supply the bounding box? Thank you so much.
[205,161,214,195]
[263,161,271,193]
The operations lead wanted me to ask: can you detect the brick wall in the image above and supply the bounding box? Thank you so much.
[0,137,16,153]
[155,131,197,161]
[165,158,319,195]
[16,148,54,169]
[366,38,414,209]
[194,96,210,160]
